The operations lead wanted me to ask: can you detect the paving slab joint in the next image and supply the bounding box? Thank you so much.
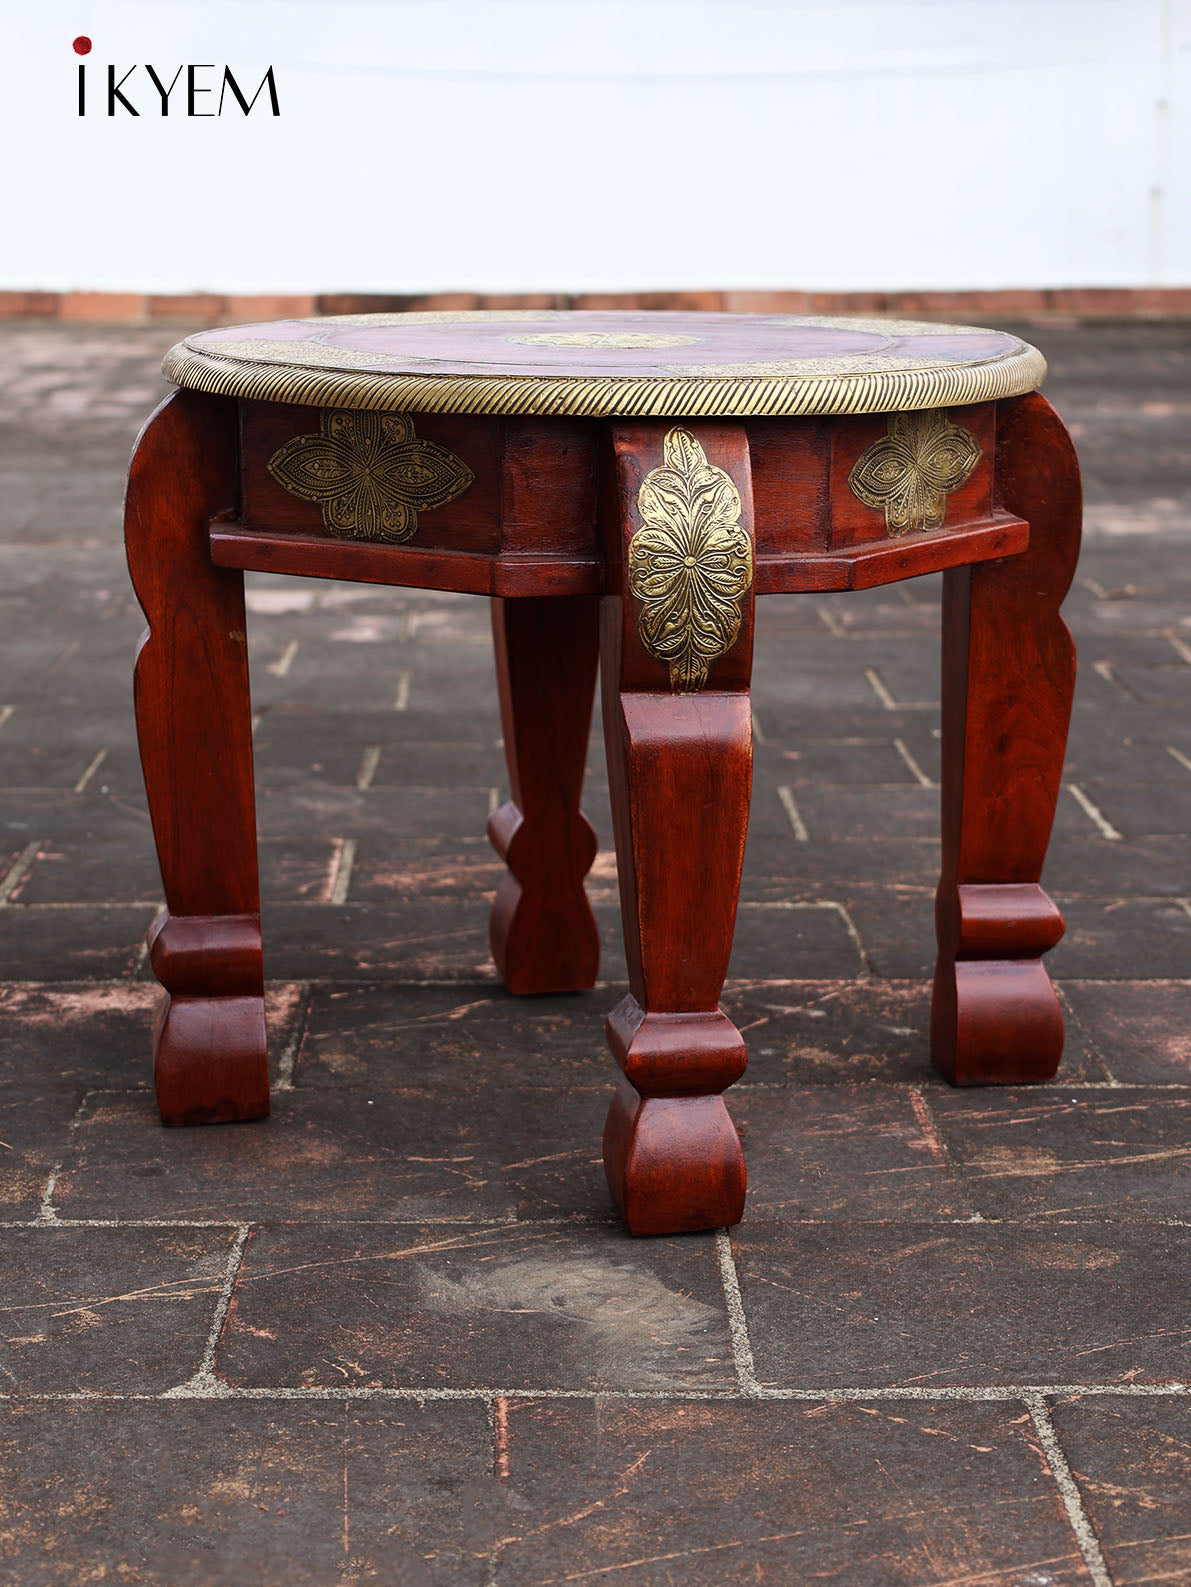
[34,1164,61,1225]
[715,1228,762,1394]
[272,981,313,1093]
[161,1223,251,1399]
[1025,1392,1114,1587]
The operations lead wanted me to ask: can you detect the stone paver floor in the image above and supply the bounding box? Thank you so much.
[0,321,1190,1583]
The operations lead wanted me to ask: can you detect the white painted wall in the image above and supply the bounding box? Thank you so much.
[2,0,1187,293]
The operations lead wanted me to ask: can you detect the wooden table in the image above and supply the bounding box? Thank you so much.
[125,310,1081,1235]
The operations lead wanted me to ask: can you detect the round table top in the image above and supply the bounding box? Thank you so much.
[164,310,1045,420]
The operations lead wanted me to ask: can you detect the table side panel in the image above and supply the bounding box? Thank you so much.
[238,401,503,552]
[224,400,1023,597]
[827,403,996,549]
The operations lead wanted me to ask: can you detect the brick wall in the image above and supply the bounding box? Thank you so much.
[2,288,1190,325]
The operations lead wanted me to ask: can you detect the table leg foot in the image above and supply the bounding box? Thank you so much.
[931,884,1066,1086]
[148,911,269,1125]
[602,1000,746,1235]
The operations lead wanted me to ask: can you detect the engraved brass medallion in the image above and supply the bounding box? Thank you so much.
[510,331,698,349]
[847,409,981,536]
[267,410,473,542]
[628,427,753,693]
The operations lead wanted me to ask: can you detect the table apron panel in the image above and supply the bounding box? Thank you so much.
[226,398,1025,596]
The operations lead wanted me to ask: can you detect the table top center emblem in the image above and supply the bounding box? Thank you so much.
[509,331,698,349]
[628,426,754,692]
[268,409,473,543]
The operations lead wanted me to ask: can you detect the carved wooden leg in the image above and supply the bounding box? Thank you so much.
[487,595,601,995]
[125,390,268,1125]
[600,422,754,1234]
[932,393,1082,1084]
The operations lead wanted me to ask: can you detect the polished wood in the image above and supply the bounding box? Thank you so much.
[210,525,602,596]
[125,390,268,1125]
[931,392,1081,1085]
[212,513,1025,599]
[132,311,1081,1236]
[753,513,1028,593]
[488,594,601,994]
[599,422,753,1235]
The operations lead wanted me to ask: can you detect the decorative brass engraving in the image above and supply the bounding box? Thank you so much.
[509,331,698,349]
[267,410,473,542]
[848,409,981,536]
[628,427,753,693]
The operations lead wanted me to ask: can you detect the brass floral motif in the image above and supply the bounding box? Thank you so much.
[628,427,753,692]
[267,409,473,542]
[847,409,981,536]
[509,331,698,349]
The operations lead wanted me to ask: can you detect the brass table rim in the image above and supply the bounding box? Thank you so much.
[163,312,1046,420]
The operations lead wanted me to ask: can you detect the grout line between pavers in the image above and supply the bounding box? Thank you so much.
[355,744,381,791]
[864,667,898,710]
[891,736,935,788]
[272,981,313,1093]
[0,839,41,905]
[1091,658,1143,704]
[35,1164,61,1225]
[715,1229,761,1393]
[1055,983,1122,1088]
[162,1224,251,1399]
[817,603,846,638]
[776,785,809,841]
[267,639,299,678]
[48,640,80,675]
[4,1382,1189,1405]
[329,838,357,906]
[1066,783,1124,842]
[0,1215,622,1230]
[828,900,873,979]
[72,747,107,794]
[1025,1393,1114,1587]
[7,1214,1191,1232]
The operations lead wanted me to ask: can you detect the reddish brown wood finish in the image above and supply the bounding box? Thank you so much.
[827,404,995,547]
[931,393,1082,1084]
[210,525,602,596]
[753,513,1028,593]
[127,356,1082,1237]
[125,390,268,1125]
[222,412,1018,600]
[239,402,503,550]
[599,422,754,1235]
[488,595,601,994]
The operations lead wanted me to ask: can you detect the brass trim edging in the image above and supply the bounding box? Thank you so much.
[163,343,1046,419]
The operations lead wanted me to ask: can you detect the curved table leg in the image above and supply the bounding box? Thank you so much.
[600,421,754,1234]
[125,389,268,1125]
[487,595,601,994]
[932,392,1082,1085]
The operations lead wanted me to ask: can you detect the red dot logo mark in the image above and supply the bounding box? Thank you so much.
[72,36,92,55]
